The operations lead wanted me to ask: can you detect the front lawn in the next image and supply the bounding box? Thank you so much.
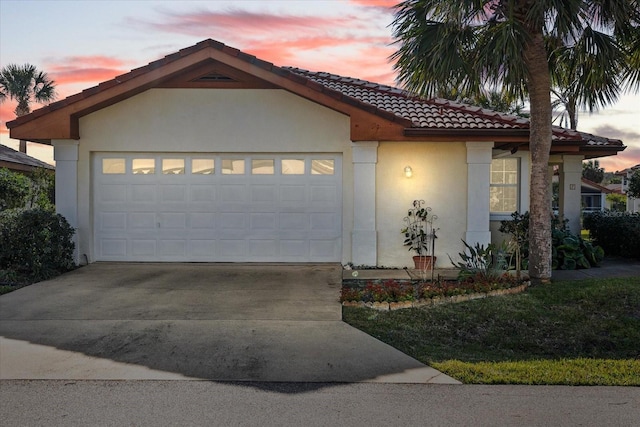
[343,277,640,385]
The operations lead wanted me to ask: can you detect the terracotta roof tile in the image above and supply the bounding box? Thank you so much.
[285,67,624,147]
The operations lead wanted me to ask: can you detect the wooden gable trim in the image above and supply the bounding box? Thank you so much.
[8,44,412,143]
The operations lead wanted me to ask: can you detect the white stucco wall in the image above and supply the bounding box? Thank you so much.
[69,88,353,262]
[376,141,468,268]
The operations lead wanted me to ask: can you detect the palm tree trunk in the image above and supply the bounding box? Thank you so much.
[524,32,553,284]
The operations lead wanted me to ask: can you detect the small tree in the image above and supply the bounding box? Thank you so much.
[627,170,640,199]
[582,160,604,184]
[499,211,529,279]
[606,193,627,212]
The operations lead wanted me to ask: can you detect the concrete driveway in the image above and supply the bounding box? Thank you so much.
[0,263,457,384]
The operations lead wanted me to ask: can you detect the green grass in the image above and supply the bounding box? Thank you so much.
[343,277,640,385]
[0,284,26,295]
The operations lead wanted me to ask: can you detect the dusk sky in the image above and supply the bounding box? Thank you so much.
[1,0,638,172]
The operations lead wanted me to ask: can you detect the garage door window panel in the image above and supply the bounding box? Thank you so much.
[133,158,156,175]
[102,158,126,174]
[162,158,185,175]
[192,158,215,175]
[312,159,335,175]
[222,159,245,175]
[252,159,275,175]
[282,159,305,175]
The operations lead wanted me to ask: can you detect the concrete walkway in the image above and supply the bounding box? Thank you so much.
[551,256,640,281]
[0,263,458,384]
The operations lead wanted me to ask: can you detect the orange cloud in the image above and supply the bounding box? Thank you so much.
[135,9,365,38]
[129,7,397,80]
[349,0,399,8]
[43,56,130,86]
[599,146,640,172]
[1,100,17,128]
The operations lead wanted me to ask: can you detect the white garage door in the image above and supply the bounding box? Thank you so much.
[93,153,342,262]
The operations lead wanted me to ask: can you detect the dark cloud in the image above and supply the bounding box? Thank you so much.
[590,124,640,142]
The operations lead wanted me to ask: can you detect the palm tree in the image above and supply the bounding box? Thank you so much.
[0,64,56,153]
[392,0,639,283]
[548,31,628,130]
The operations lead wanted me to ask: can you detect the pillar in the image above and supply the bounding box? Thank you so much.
[558,155,583,233]
[351,141,378,266]
[465,141,493,246]
[53,140,79,264]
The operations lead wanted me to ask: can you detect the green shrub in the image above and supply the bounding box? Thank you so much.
[449,240,510,282]
[0,167,54,212]
[552,228,604,269]
[0,208,75,282]
[0,168,31,210]
[500,211,604,270]
[583,211,640,259]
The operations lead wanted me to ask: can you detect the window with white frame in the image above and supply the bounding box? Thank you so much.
[490,158,519,214]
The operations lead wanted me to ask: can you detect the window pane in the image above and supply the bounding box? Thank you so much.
[222,159,245,175]
[505,170,518,184]
[252,159,274,174]
[282,159,305,175]
[490,158,519,213]
[192,159,215,175]
[311,159,334,175]
[132,158,155,175]
[162,158,185,175]
[490,187,518,213]
[102,158,125,174]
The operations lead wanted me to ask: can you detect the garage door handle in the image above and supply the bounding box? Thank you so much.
[157,222,160,228]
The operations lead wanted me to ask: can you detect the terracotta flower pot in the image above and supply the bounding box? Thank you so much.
[413,255,436,270]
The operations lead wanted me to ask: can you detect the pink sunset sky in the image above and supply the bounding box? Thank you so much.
[1,0,638,172]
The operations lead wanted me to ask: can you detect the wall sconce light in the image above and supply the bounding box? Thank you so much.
[404,166,413,178]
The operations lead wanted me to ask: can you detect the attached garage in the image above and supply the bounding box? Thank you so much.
[93,153,342,262]
[7,39,626,268]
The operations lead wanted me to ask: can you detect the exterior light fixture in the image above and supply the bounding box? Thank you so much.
[404,166,413,178]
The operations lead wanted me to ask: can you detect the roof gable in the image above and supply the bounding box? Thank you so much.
[6,39,625,158]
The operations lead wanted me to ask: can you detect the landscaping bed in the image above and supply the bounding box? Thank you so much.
[341,276,529,310]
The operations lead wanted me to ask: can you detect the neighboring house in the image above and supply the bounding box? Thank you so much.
[6,39,626,267]
[0,144,54,174]
[617,164,640,213]
[581,178,614,213]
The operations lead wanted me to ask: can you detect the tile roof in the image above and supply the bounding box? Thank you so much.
[581,178,614,193]
[6,39,625,151]
[285,68,624,147]
[0,144,54,170]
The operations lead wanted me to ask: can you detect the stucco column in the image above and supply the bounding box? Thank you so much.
[53,140,80,264]
[465,141,493,247]
[558,155,584,233]
[351,141,378,266]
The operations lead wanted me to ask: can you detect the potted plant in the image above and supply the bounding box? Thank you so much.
[401,200,438,271]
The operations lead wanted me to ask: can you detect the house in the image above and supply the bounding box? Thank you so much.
[0,144,54,174]
[617,164,640,213]
[581,178,615,213]
[5,39,626,267]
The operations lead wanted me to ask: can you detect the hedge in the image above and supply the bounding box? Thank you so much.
[0,208,75,283]
[583,211,640,259]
